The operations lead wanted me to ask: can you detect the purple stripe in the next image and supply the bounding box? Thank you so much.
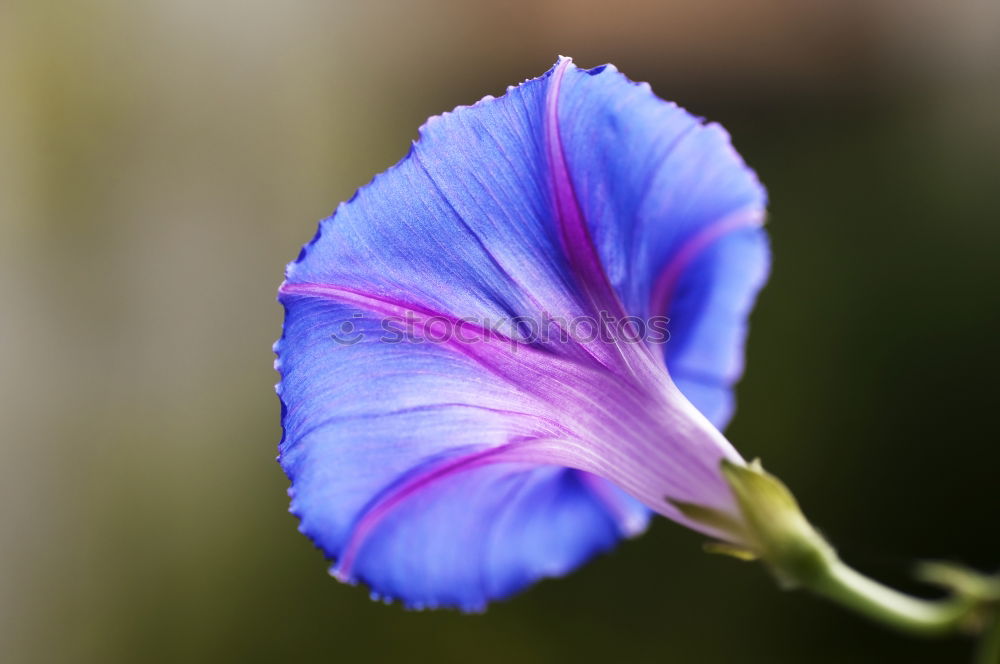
[280,282,517,344]
[333,439,548,579]
[546,59,610,302]
[279,282,645,418]
[544,59,643,375]
[279,281,548,387]
[647,206,764,358]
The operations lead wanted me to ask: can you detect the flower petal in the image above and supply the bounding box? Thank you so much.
[343,463,631,611]
[552,62,768,425]
[275,293,653,609]
[663,226,770,426]
[276,58,767,609]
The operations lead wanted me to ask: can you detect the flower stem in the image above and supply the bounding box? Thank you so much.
[806,558,975,637]
[713,459,1000,659]
[975,611,1000,664]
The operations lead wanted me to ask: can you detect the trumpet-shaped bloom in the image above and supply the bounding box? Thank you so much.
[275,58,768,610]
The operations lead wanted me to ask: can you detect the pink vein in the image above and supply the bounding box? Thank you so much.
[546,60,610,303]
[546,59,635,374]
[333,438,549,579]
[647,206,764,357]
[278,281,560,385]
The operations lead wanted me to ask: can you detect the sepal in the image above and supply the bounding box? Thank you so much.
[719,459,835,588]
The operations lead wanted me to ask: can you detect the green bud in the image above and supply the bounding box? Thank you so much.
[675,458,1000,641]
[720,459,836,589]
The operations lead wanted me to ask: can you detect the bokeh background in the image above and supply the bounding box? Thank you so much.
[2,1,999,662]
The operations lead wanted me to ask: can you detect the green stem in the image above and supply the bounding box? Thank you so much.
[807,558,975,637]
[714,459,999,660]
[975,610,1000,664]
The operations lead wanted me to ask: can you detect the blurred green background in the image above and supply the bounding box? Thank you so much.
[2,1,999,662]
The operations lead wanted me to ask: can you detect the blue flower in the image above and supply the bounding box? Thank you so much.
[275,57,769,611]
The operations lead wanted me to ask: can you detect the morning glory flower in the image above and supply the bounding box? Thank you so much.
[275,57,769,611]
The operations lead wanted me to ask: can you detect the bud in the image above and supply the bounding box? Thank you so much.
[719,459,836,588]
[676,459,1000,639]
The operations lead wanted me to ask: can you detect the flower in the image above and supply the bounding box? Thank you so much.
[275,57,769,611]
